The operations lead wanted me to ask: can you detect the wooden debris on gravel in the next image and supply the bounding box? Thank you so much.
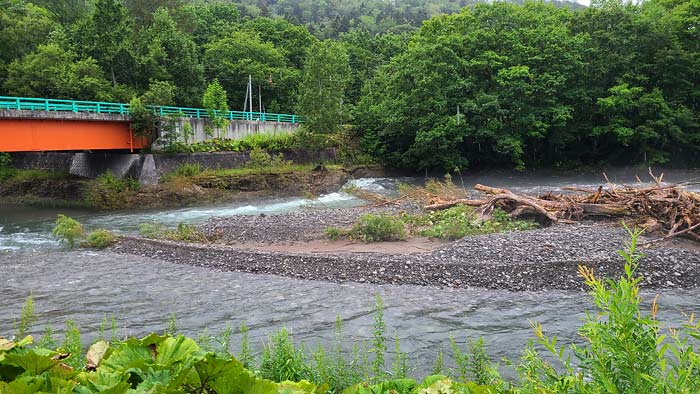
[356,169,700,243]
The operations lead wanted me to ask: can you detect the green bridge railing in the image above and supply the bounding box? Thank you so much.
[0,96,301,124]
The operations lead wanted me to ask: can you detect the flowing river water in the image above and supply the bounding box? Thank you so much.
[2,168,700,376]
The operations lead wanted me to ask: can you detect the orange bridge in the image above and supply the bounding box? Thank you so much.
[0,96,300,152]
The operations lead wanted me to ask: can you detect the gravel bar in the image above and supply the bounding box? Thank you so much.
[200,205,417,243]
[113,208,700,291]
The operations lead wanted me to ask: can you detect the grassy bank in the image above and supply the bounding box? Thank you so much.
[0,161,361,210]
[3,230,700,393]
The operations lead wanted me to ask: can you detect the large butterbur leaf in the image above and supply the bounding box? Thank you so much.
[278,380,328,394]
[153,335,202,366]
[99,338,153,374]
[3,349,59,376]
[0,376,44,394]
[74,371,131,394]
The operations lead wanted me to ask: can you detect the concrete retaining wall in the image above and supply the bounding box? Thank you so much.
[155,118,299,147]
[152,148,337,177]
[8,152,75,171]
[9,148,336,185]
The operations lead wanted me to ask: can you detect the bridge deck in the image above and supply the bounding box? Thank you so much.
[0,117,146,152]
[0,96,301,152]
[0,96,300,123]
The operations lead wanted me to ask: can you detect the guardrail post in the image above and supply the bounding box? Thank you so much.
[159,107,163,116]
[72,101,77,113]
[44,99,49,111]
[292,115,296,123]
[96,102,101,113]
[15,98,20,110]
[120,104,125,114]
[196,109,200,119]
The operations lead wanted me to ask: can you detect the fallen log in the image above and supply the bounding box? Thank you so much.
[578,203,631,217]
[479,194,559,224]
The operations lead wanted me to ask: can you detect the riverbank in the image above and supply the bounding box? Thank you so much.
[111,205,700,291]
[0,164,382,209]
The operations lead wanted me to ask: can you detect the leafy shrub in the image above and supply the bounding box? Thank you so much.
[406,205,537,240]
[260,328,312,383]
[325,227,345,240]
[139,222,209,243]
[139,222,170,238]
[176,162,203,177]
[84,229,117,249]
[171,133,299,153]
[248,148,291,168]
[96,172,140,193]
[249,147,273,167]
[349,213,406,242]
[51,214,84,248]
[0,152,12,180]
[84,172,141,209]
[162,162,203,182]
[174,223,208,242]
[0,152,11,168]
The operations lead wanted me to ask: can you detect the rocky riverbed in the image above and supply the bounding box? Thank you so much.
[112,206,700,291]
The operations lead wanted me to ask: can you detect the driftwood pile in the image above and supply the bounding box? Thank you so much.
[364,171,700,243]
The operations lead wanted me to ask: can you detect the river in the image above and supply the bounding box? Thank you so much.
[2,168,699,376]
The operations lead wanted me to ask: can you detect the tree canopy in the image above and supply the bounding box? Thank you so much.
[0,0,697,170]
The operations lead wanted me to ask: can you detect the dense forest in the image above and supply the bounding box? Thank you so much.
[1,0,699,170]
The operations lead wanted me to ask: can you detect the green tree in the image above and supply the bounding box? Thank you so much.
[72,0,134,87]
[355,2,589,170]
[297,40,351,134]
[203,30,299,112]
[593,83,696,163]
[141,79,176,107]
[28,0,92,25]
[3,43,113,100]
[0,1,59,78]
[129,80,177,142]
[202,79,229,139]
[174,2,240,47]
[241,17,318,69]
[133,8,204,106]
[125,0,184,26]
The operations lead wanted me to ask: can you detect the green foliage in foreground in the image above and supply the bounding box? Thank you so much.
[0,333,327,394]
[9,228,700,393]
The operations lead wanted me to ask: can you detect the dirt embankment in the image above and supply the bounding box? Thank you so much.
[0,165,378,209]
[0,177,89,207]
